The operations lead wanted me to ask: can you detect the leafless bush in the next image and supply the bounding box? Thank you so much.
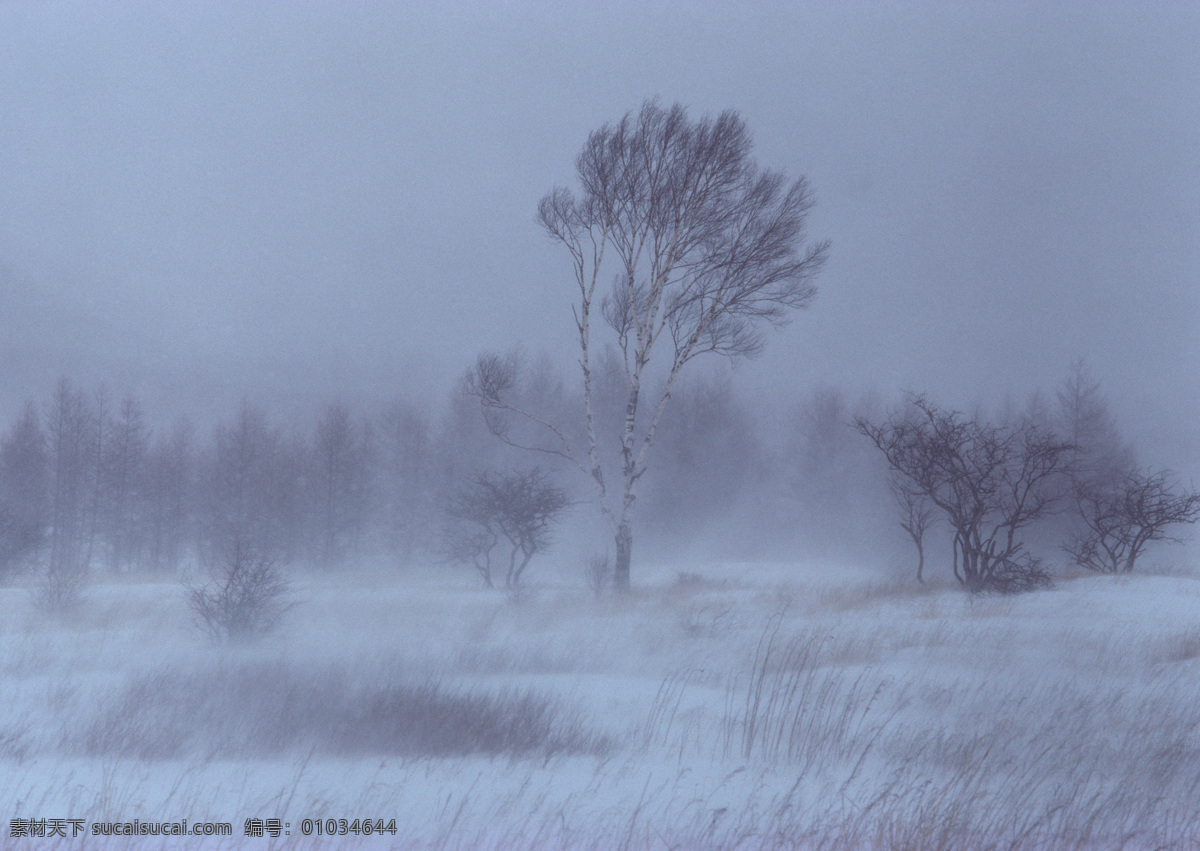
[584,552,611,598]
[982,552,1053,594]
[857,396,1073,594]
[1065,468,1200,573]
[443,468,571,592]
[440,516,498,588]
[892,480,933,584]
[33,564,86,614]
[188,542,293,642]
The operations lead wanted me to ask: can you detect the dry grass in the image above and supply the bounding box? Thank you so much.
[720,627,897,774]
[1147,626,1200,665]
[1,567,1198,848]
[76,659,612,761]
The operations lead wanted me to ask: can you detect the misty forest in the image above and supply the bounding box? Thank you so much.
[1,4,1199,849]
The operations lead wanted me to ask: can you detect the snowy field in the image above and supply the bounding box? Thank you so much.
[2,559,1199,849]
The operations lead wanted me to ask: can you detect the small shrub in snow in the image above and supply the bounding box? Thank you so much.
[188,542,293,642]
[674,571,704,587]
[33,564,86,614]
[981,552,1053,594]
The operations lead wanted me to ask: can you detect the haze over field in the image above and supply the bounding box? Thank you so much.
[0,1,1195,477]
[2,5,1200,849]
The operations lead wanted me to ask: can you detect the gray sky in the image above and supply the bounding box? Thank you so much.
[0,1,1196,470]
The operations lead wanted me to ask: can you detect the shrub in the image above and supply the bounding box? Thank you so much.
[444,468,570,591]
[33,564,86,614]
[857,396,1072,594]
[188,542,293,641]
[1066,468,1200,573]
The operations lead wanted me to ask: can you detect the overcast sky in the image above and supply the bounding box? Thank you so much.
[0,1,1196,470]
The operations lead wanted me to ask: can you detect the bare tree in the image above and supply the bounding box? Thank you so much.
[891,479,933,584]
[444,468,571,592]
[856,396,1074,593]
[310,402,371,567]
[201,402,299,562]
[378,397,438,565]
[0,401,48,579]
[144,417,193,573]
[45,378,94,599]
[470,100,828,590]
[1055,360,1135,499]
[442,513,500,588]
[102,395,150,573]
[1065,468,1200,573]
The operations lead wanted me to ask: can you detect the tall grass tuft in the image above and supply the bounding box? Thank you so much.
[722,626,896,772]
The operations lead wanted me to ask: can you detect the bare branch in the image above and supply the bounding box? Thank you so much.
[463,352,585,470]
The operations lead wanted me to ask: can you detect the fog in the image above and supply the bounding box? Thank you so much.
[0,2,1195,470]
[2,5,1200,846]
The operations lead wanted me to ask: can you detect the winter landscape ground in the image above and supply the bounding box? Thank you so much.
[2,558,1198,849]
[1,5,1196,849]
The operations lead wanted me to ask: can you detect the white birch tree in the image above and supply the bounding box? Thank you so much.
[470,100,828,590]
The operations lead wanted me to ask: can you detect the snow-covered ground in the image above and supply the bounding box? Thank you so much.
[2,558,1198,849]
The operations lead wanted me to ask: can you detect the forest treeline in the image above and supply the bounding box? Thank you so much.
[0,358,1189,592]
[0,364,796,581]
